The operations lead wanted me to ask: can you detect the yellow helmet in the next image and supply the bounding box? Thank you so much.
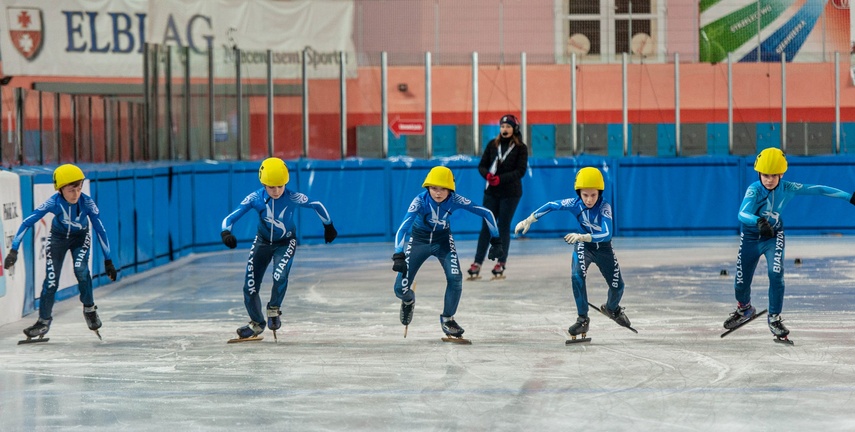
[258,157,289,186]
[422,166,455,192]
[754,148,787,175]
[574,167,604,191]
[53,164,85,190]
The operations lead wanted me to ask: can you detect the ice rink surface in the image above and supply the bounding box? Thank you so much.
[2,236,855,431]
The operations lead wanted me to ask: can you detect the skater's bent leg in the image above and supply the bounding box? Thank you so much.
[393,242,430,302]
[734,233,762,305]
[594,246,624,311]
[244,239,274,325]
[474,194,499,264]
[438,237,463,317]
[71,236,94,306]
[766,231,786,315]
[39,237,67,321]
[571,242,590,316]
[268,238,296,308]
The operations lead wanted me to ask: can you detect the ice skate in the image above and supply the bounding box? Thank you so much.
[490,262,506,280]
[768,314,794,345]
[565,315,591,344]
[466,263,481,281]
[267,306,282,342]
[440,316,471,344]
[401,300,415,338]
[228,321,264,343]
[588,302,637,333]
[723,303,757,330]
[18,318,52,344]
[83,305,102,340]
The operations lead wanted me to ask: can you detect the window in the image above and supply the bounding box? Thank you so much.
[558,0,665,63]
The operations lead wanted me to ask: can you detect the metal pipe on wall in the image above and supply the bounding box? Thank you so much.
[208,47,214,159]
[727,53,733,155]
[835,52,841,154]
[38,91,43,164]
[185,47,191,160]
[340,51,347,159]
[267,50,274,157]
[302,48,309,158]
[521,52,527,146]
[675,53,681,156]
[166,45,173,160]
[71,95,78,162]
[622,53,628,156]
[236,47,243,161]
[143,42,150,160]
[54,93,61,162]
[425,51,432,158]
[15,88,23,165]
[381,52,388,158]
[472,52,479,155]
[781,52,787,153]
[571,53,577,155]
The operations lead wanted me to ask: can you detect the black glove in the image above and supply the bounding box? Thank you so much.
[488,237,504,260]
[392,252,407,273]
[850,193,855,206]
[104,260,117,281]
[324,223,338,244]
[757,218,774,239]
[221,230,237,249]
[4,249,18,269]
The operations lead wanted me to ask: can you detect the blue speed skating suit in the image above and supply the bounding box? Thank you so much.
[222,187,333,326]
[11,193,113,320]
[530,195,623,317]
[734,180,853,315]
[393,191,499,318]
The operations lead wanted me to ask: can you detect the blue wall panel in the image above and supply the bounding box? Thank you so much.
[117,168,137,277]
[839,122,855,154]
[387,131,407,156]
[193,163,233,252]
[530,124,556,158]
[707,123,729,155]
[432,125,457,157]
[756,123,781,151]
[151,166,170,266]
[657,124,676,156]
[607,124,631,157]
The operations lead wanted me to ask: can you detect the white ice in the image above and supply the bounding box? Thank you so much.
[2,236,855,431]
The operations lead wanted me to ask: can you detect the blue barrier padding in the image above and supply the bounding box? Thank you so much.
[193,162,235,249]
[616,157,743,236]
[171,164,195,259]
[756,123,781,151]
[432,125,457,157]
[530,124,556,158]
[151,166,170,266]
[707,123,729,155]
[607,124,631,157]
[117,167,137,277]
[657,124,676,156]
[481,125,500,146]
[297,159,390,244]
[134,166,155,272]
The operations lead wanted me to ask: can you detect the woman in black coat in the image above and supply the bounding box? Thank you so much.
[468,114,529,280]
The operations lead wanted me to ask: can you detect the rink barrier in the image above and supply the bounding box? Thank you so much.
[7,155,855,316]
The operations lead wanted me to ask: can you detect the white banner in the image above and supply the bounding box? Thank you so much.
[0,0,356,78]
[0,171,25,326]
[32,182,92,300]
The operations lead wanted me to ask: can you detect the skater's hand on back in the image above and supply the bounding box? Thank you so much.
[392,252,407,273]
[4,249,17,269]
[324,223,338,243]
[221,230,237,249]
[104,260,117,281]
[488,237,503,260]
[514,214,538,235]
[756,218,774,239]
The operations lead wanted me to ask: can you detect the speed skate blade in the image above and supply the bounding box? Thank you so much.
[227,336,264,344]
[18,337,50,345]
[441,336,472,345]
[774,337,794,346]
[565,337,591,345]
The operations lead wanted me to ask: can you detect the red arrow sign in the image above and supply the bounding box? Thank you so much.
[390,117,425,138]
